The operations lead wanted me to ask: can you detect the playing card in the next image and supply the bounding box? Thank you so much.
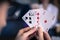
[39,10,54,31]
[22,10,38,28]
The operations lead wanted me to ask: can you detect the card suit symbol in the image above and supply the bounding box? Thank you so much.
[37,17,39,19]
[25,17,28,20]
[29,13,34,16]
[36,13,39,15]
[37,21,38,23]
[29,17,31,20]
[29,21,32,24]
[44,20,47,23]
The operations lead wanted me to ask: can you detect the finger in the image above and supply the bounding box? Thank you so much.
[38,27,44,40]
[35,31,39,40]
[29,32,37,39]
[23,27,37,38]
[43,32,51,40]
[18,27,31,36]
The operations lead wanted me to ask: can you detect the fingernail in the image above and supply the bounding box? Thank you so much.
[32,27,35,28]
[31,27,35,29]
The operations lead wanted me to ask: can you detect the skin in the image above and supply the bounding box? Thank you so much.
[0,2,9,32]
[31,0,50,9]
[41,0,50,9]
[30,3,40,9]
[37,27,51,40]
[15,27,51,40]
[41,0,49,4]
[15,27,37,40]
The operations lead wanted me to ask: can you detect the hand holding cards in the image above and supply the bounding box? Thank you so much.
[22,9,55,31]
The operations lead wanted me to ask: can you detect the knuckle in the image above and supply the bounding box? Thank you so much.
[23,33,28,37]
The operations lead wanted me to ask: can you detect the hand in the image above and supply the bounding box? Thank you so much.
[36,27,51,40]
[15,27,37,40]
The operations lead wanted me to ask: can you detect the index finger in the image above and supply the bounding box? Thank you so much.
[38,27,44,40]
[43,32,51,40]
[18,27,31,36]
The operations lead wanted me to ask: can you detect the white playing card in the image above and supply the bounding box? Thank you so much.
[22,10,38,28]
[39,10,54,31]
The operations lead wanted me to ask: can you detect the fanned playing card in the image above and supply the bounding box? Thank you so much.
[22,9,54,31]
[22,10,38,28]
[39,10,54,31]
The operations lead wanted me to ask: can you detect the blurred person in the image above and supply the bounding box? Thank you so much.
[0,0,9,32]
[0,0,51,40]
[0,2,51,40]
[0,4,51,40]
[12,2,52,39]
